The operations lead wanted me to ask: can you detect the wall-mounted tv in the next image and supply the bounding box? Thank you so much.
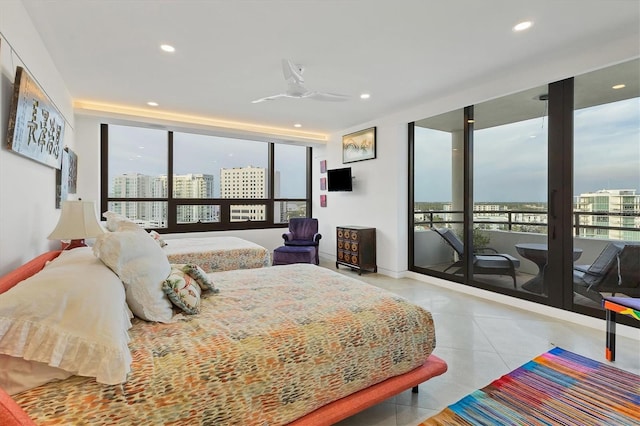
[327,167,352,192]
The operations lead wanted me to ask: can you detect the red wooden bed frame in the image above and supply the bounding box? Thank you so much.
[0,251,448,426]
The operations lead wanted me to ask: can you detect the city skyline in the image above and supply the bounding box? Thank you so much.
[108,126,306,199]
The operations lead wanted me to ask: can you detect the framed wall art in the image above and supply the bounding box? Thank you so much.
[56,147,77,208]
[342,126,376,164]
[7,66,65,169]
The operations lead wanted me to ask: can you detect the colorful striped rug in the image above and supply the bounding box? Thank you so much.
[420,347,640,425]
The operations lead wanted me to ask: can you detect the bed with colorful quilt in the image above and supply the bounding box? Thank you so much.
[0,227,447,425]
[101,210,271,273]
[161,236,272,272]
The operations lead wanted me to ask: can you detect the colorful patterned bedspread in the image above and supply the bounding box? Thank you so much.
[13,264,436,425]
[162,236,271,272]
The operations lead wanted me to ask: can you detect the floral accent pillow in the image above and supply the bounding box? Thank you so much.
[182,264,219,294]
[148,230,168,247]
[162,267,201,315]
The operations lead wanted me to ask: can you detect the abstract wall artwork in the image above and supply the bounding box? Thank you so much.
[342,127,376,164]
[7,66,65,169]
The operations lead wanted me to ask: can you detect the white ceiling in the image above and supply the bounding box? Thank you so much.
[21,0,640,136]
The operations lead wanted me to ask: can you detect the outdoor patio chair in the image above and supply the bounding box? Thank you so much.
[433,227,520,288]
[573,243,640,303]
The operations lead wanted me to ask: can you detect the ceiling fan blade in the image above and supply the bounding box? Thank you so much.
[305,92,350,102]
[251,93,290,103]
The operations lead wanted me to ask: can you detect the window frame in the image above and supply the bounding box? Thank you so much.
[100,124,312,232]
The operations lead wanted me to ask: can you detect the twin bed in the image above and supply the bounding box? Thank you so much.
[0,230,447,425]
[161,236,272,272]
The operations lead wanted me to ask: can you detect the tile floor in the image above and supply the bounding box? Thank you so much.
[323,262,640,426]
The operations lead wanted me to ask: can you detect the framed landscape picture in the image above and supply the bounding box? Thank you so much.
[342,127,376,164]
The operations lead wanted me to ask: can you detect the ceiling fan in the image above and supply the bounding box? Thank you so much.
[251,59,350,103]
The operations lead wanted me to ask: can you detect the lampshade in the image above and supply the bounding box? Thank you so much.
[48,200,105,241]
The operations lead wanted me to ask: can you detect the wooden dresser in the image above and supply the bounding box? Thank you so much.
[336,226,377,275]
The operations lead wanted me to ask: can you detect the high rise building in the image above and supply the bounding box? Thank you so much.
[220,166,267,221]
[575,189,640,240]
[109,173,216,227]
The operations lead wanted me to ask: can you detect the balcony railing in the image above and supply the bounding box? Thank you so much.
[414,209,640,239]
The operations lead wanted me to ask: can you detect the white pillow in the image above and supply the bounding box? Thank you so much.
[102,211,141,232]
[0,355,72,395]
[0,248,132,387]
[93,228,173,322]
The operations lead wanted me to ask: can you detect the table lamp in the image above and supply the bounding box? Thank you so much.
[48,200,105,250]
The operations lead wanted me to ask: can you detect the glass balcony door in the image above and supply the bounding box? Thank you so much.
[471,85,552,300]
[572,59,640,316]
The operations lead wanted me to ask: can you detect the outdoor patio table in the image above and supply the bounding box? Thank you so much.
[515,243,583,295]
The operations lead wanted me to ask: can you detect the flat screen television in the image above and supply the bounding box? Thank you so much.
[327,167,352,191]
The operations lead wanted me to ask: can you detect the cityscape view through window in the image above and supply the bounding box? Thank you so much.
[105,125,309,229]
[410,58,639,320]
[414,95,640,242]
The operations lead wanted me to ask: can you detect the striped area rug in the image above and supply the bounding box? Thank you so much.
[420,347,640,426]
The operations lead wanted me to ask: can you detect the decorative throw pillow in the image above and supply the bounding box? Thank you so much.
[162,267,201,314]
[148,230,168,247]
[182,263,219,293]
[93,228,173,323]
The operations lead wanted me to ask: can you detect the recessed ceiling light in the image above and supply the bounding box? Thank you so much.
[612,84,626,90]
[293,123,302,128]
[147,101,159,107]
[360,93,371,99]
[513,21,533,32]
[160,44,175,53]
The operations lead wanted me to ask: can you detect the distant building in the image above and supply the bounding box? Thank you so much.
[109,173,156,225]
[220,166,267,221]
[109,172,216,227]
[575,189,640,240]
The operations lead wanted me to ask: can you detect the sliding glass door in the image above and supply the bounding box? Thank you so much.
[472,84,552,300]
[572,59,640,316]
[410,59,639,319]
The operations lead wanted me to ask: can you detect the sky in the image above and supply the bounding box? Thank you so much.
[108,126,307,198]
[414,96,639,202]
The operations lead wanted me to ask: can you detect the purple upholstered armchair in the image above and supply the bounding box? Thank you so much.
[282,218,322,261]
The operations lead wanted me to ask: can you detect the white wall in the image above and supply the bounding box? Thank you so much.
[0,0,75,275]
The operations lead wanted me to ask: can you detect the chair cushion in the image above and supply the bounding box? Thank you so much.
[584,243,623,284]
[273,246,316,265]
[474,254,520,269]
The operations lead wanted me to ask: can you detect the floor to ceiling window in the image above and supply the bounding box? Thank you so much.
[572,59,640,315]
[473,84,551,300]
[409,58,639,324]
[410,109,465,283]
